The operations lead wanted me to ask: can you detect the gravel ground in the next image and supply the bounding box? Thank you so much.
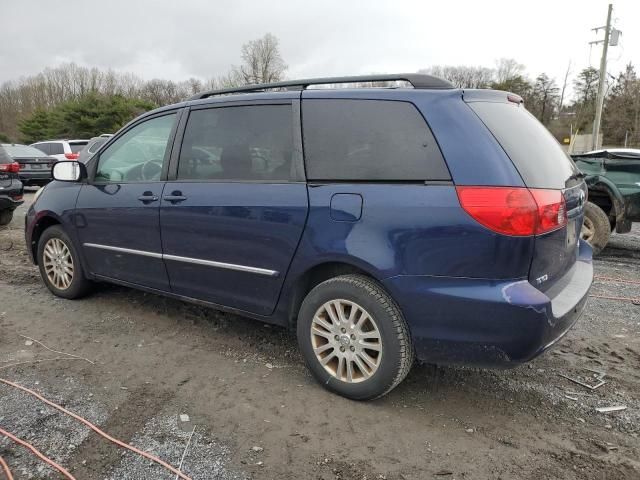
[0,191,639,479]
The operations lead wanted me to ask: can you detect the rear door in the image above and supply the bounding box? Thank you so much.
[467,100,587,290]
[75,111,179,290]
[160,99,308,315]
[48,142,66,162]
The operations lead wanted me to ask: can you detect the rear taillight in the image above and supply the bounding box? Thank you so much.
[64,153,79,160]
[456,186,567,236]
[11,193,23,201]
[0,162,20,173]
[530,189,567,234]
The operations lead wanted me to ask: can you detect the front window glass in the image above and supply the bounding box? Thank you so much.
[95,114,176,182]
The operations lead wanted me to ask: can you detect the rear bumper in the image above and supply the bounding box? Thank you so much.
[19,171,52,184]
[383,240,593,366]
[0,195,23,211]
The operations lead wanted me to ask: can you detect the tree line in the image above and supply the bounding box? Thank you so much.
[0,35,638,148]
[423,58,639,147]
[0,33,287,143]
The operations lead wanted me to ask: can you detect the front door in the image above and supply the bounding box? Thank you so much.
[75,112,178,290]
[160,102,308,315]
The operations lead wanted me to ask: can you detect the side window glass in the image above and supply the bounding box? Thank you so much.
[302,99,450,181]
[49,143,65,155]
[95,114,176,183]
[34,143,50,155]
[177,105,294,181]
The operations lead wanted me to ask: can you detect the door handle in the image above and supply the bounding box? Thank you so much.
[163,195,187,203]
[138,194,159,203]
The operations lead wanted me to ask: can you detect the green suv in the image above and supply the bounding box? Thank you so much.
[573,149,640,254]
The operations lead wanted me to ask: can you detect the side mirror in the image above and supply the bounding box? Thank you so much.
[52,161,86,182]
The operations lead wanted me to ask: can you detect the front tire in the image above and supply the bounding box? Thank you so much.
[297,274,414,400]
[37,225,92,299]
[581,202,610,255]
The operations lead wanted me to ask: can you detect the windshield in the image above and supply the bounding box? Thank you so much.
[3,144,49,157]
[468,102,579,189]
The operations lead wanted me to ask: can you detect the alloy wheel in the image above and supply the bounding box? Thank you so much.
[310,299,382,383]
[581,217,595,243]
[43,238,74,290]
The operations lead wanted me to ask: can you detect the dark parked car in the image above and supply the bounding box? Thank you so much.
[0,145,24,225]
[573,149,640,253]
[77,136,112,163]
[25,74,593,400]
[2,144,58,186]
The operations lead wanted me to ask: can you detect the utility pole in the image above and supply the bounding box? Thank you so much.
[590,3,613,150]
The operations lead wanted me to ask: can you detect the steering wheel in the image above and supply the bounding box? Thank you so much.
[140,160,162,181]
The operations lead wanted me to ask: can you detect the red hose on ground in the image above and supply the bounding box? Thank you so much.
[594,275,640,286]
[0,455,14,480]
[589,293,640,303]
[0,427,74,480]
[0,378,192,480]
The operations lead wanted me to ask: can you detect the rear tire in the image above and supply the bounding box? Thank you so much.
[0,210,13,226]
[581,202,610,255]
[297,274,414,400]
[37,225,92,299]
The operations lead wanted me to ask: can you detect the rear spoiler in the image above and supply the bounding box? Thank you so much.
[462,89,523,105]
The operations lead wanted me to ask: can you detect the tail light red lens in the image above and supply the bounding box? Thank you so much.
[0,162,21,173]
[456,186,567,236]
[530,189,567,234]
[64,153,79,160]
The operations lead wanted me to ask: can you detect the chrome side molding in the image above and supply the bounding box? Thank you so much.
[83,243,279,277]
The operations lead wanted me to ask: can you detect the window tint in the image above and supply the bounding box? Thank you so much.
[469,102,579,189]
[95,114,176,183]
[69,142,88,153]
[49,143,65,155]
[302,99,450,181]
[178,105,294,181]
[33,143,50,155]
[0,145,12,164]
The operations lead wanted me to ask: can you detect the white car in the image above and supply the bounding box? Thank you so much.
[30,139,89,161]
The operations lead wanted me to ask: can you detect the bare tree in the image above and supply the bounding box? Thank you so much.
[231,33,287,85]
[494,58,525,84]
[558,61,571,112]
[529,74,559,125]
[420,65,494,88]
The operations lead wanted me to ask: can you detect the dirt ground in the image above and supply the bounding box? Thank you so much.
[1,191,639,480]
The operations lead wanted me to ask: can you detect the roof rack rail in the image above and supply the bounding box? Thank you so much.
[188,73,454,100]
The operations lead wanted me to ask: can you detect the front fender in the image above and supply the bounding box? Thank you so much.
[585,175,630,233]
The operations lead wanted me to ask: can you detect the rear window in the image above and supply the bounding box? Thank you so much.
[3,145,49,157]
[469,102,578,189]
[0,146,12,164]
[49,143,65,155]
[33,143,50,154]
[302,99,450,181]
[69,142,88,153]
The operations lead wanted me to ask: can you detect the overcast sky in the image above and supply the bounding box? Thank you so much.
[1,0,638,90]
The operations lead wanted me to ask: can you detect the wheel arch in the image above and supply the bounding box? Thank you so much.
[30,215,62,265]
[586,176,627,231]
[285,260,381,329]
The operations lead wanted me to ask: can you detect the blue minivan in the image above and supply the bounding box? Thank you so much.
[25,74,592,400]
